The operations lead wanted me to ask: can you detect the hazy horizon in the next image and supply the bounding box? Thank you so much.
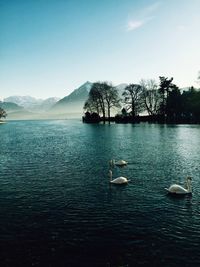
[1,0,200,99]
[1,81,198,102]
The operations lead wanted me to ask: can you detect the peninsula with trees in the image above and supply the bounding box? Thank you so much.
[83,76,200,124]
[1,76,199,123]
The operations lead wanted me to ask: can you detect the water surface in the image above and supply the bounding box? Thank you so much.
[0,120,200,266]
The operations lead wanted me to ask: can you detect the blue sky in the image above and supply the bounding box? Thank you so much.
[0,0,200,99]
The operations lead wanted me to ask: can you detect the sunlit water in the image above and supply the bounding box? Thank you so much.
[0,120,200,266]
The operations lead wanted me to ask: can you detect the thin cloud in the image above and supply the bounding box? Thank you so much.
[126,16,154,31]
[126,20,145,31]
[126,2,161,32]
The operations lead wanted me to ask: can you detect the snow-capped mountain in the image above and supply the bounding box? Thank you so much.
[4,96,43,109]
[2,81,128,119]
[4,96,60,112]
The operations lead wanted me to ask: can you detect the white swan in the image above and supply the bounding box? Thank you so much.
[165,177,192,195]
[109,170,129,184]
[110,159,128,167]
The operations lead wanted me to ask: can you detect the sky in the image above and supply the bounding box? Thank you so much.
[0,0,200,99]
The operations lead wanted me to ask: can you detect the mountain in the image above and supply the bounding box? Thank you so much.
[115,83,128,91]
[4,96,60,112]
[2,82,128,119]
[0,101,38,120]
[4,96,43,110]
[0,101,24,113]
[36,97,60,112]
[115,83,128,96]
[50,81,128,116]
[59,81,92,103]
[50,81,93,115]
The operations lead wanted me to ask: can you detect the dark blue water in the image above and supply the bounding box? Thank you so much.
[0,120,200,266]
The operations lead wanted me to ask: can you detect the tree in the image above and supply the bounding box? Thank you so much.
[84,98,100,115]
[83,111,100,123]
[140,79,161,116]
[103,82,121,122]
[84,82,121,123]
[158,76,174,117]
[0,107,7,120]
[166,85,182,121]
[121,108,127,116]
[84,82,106,121]
[122,84,143,119]
[181,87,200,122]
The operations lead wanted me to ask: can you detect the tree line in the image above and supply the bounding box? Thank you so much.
[83,76,200,123]
[0,108,7,120]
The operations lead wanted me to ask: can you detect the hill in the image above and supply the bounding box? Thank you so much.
[50,81,93,115]
[50,82,127,116]
[2,82,128,119]
[0,101,24,113]
[4,96,59,112]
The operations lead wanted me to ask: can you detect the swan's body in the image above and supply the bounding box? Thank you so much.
[115,160,128,166]
[165,177,192,195]
[110,159,128,167]
[109,170,129,184]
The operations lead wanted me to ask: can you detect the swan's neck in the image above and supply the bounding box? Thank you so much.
[109,160,114,168]
[186,179,192,193]
[109,170,112,181]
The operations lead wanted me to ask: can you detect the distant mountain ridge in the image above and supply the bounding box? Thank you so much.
[4,96,60,112]
[1,81,128,119]
[0,101,24,113]
[4,95,43,108]
[50,81,127,115]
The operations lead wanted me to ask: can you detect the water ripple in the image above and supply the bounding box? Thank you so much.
[0,121,200,266]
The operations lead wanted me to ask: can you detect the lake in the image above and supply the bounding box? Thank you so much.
[0,120,200,266]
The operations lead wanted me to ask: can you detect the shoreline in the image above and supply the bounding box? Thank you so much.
[82,115,200,125]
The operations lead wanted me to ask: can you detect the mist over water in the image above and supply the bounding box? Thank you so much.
[0,120,200,266]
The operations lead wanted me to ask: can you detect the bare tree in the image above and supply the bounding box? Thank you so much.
[84,99,99,114]
[122,84,143,119]
[83,82,106,120]
[140,79,161,115]
[84,82,120,123]
[103,82,121,122]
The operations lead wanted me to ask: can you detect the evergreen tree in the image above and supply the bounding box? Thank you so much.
[158,76,174,118]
